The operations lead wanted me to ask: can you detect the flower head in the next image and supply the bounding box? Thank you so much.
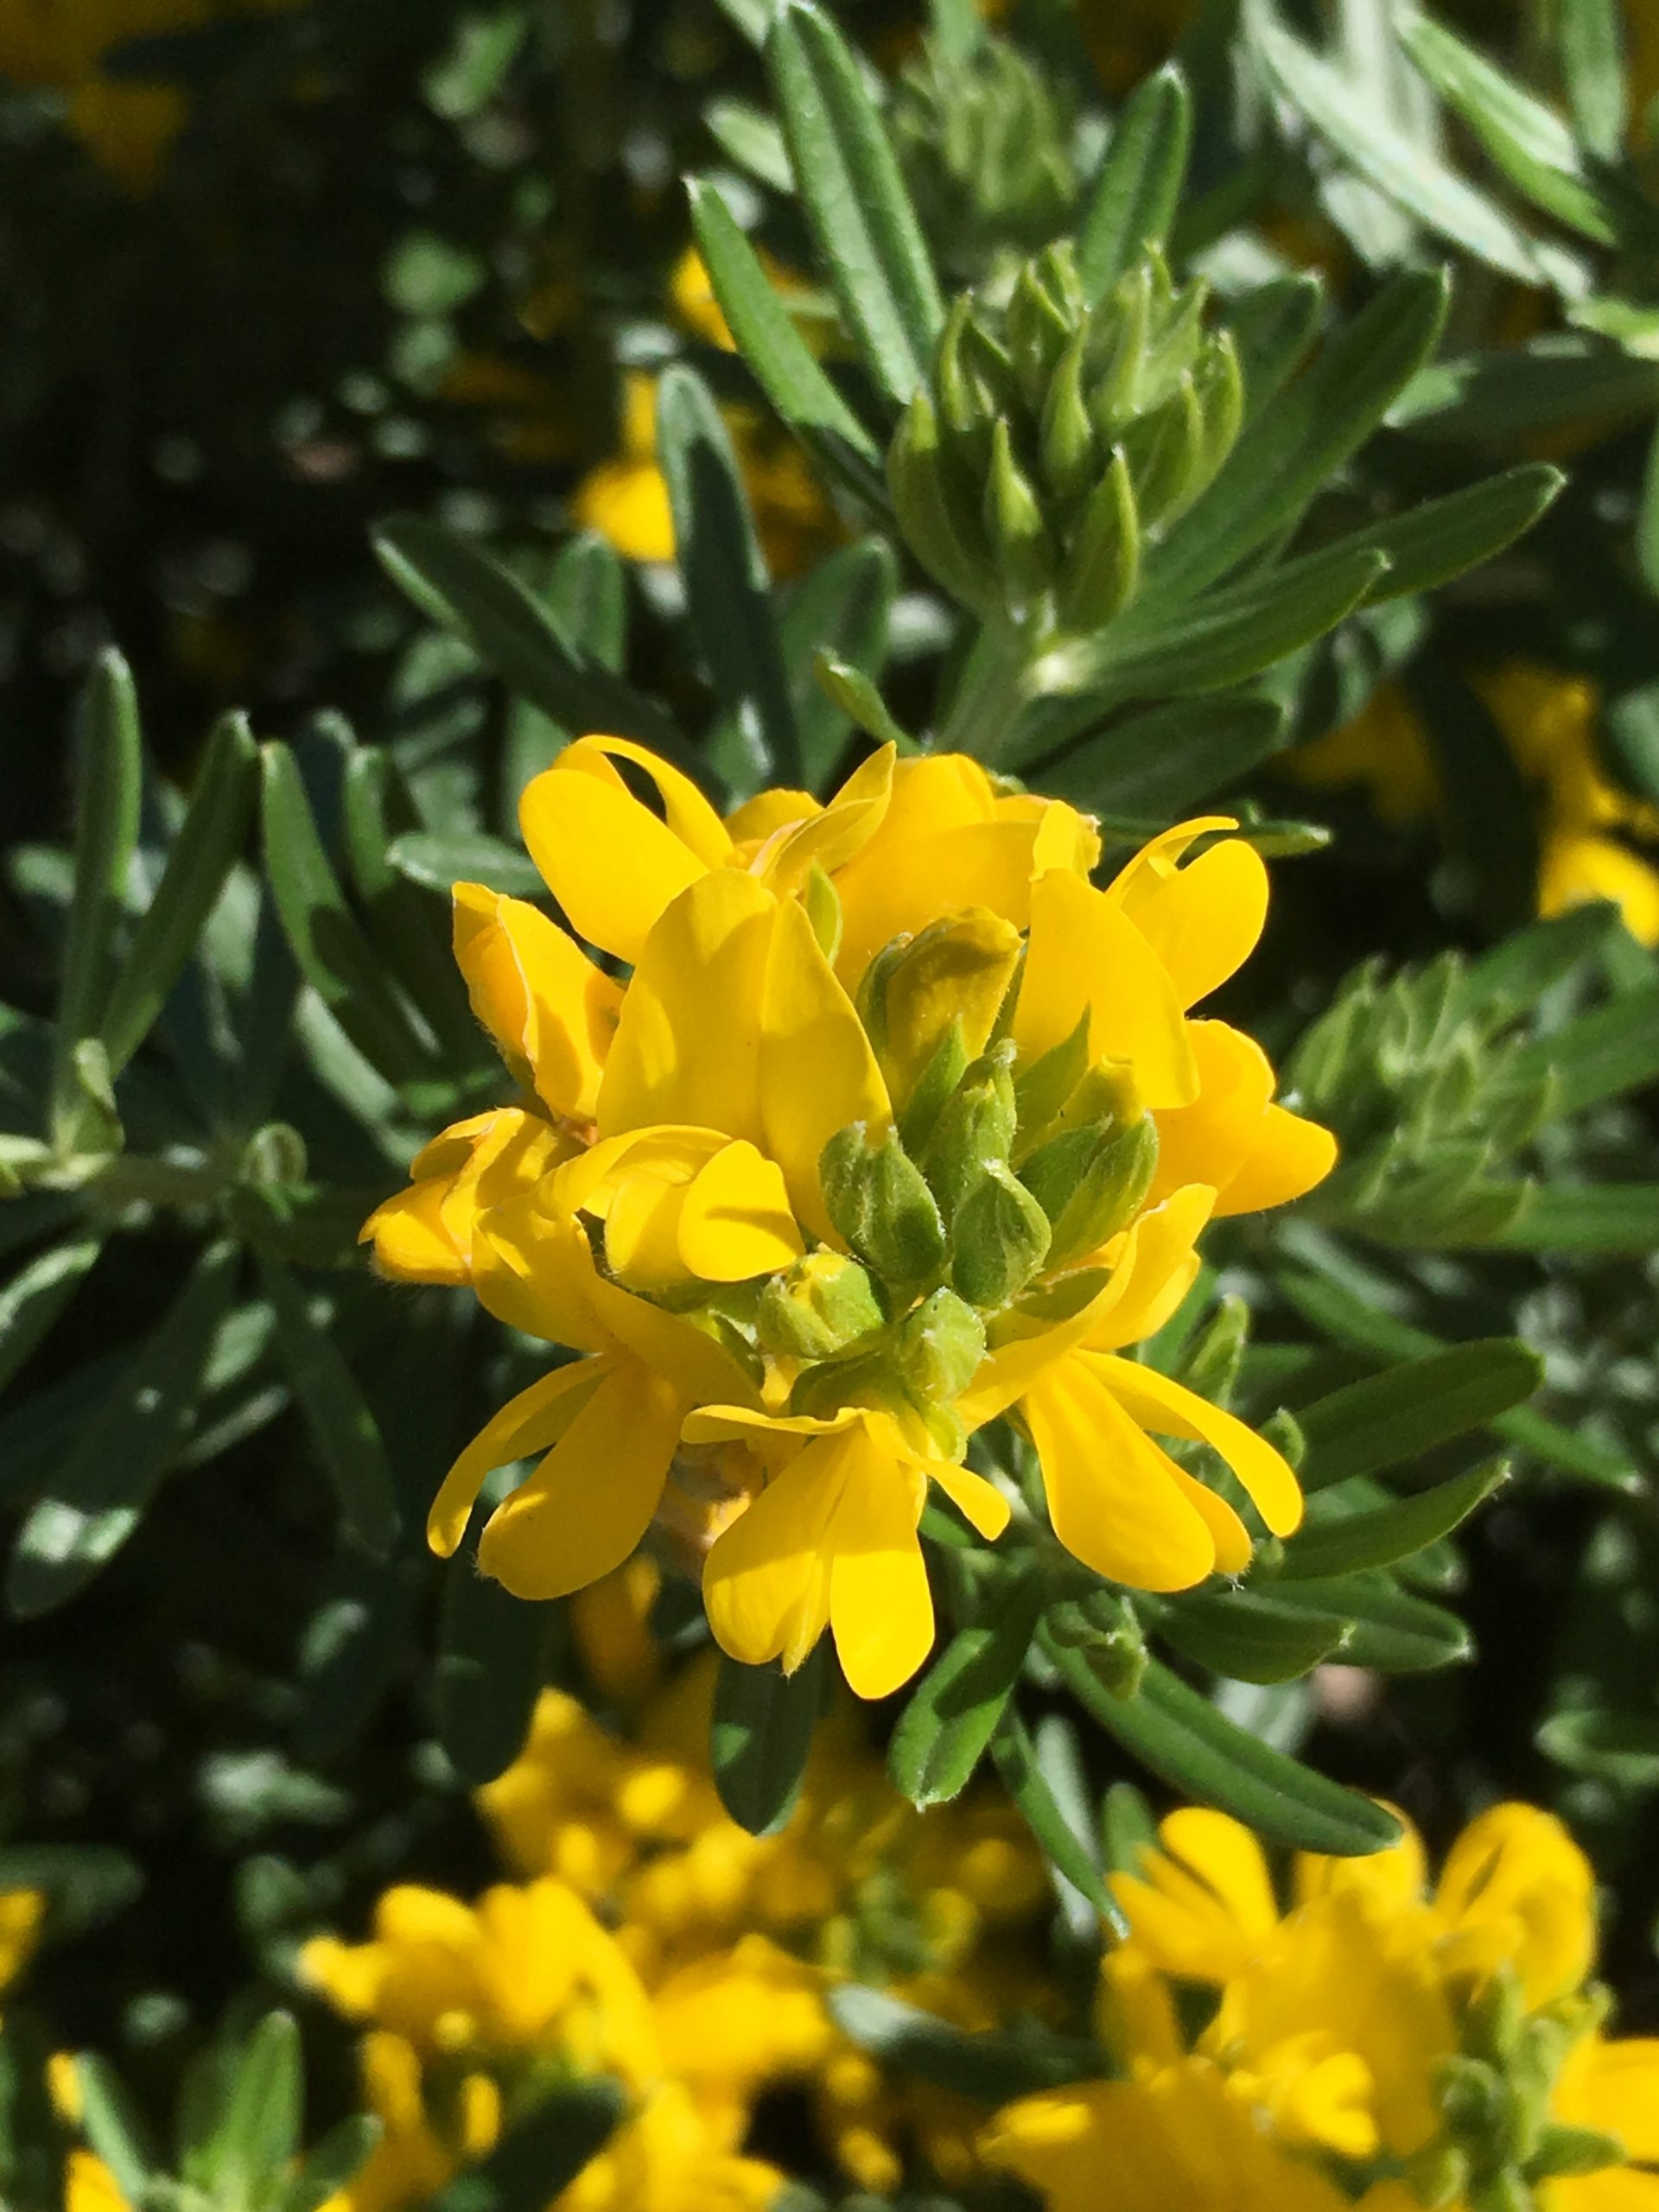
[366,737,1332,1696]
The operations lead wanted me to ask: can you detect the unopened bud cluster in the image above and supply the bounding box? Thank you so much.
[889,240,1242,639]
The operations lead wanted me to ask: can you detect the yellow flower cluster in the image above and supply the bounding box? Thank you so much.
[365,737,1333,1699]
[1289,664,1659,947]
[986,1799,1659,2211]
[303,1650,1054,2206]
[0,0,297,186]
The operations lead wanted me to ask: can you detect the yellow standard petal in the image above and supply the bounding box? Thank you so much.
[519,745,721,964]
[452,882,621,1121]
[1116,836,1270,1010]
[1014,869,1198,1110]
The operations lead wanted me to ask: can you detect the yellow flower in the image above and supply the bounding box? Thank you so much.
[64,2149,132,2212]
[370,737,1331,1697]
[0,1886,43,1996]
[321,2032,499,2212]
[556,2078,784,2212]
[987,1796,1659,2210]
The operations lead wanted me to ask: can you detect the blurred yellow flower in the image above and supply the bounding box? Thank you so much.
[0,1886,42,1996]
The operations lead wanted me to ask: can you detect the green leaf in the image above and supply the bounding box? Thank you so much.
[341,749,482,1068]
[828,1986,1102,2101]
[389,830,543,899]
[812,654,918,753]
[1281,1457,1508,1580]
[889,1578,1041,1806]
[1260,1573,1471,1670]
[711,1647,823,1836]
[373,517,691,766]
[257,1258,399,1557]
[0,1233,102,1401]
[429,2082,624,2212]
[780,537,896,787]
[1076,65,1192,300]
[1050,1642,1401,1855]
[1507,983,1659,1117]
[688,178,884,497]
[658,363,804,793]
[280,2116,384,2212]
[213,2013,303,2199]
[1148,1587,1352,1683]
[1296,1339,1542,1492]
[1492,1183,1659,1253]
[53,650,143,1149]
[7,1241,239,1618]
[704,97,795,191]
[988,1708,1116,1925]
[100,711,257,1078]
[1034,693,1286,813]
[1638,414,1659,601]
[74,2056,159,2202]
[436,1531,556,1787]
[1227,275,1323,423]
[1249,4,1544,280]
[1148,268,1448,601]
[1398,5,1653,248]
[1038,547,1389,711]
[1313,464,1563,606]
[259,745,438,1086]
[1464,902,1621,1013]
[1559,0,1627,155]
[1536,1706,1659,1787]
[0,1845,143,1939]
[1391,339,1659,442]
[767,0,944,407]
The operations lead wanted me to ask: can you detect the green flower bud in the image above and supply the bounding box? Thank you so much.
[757,1252,886,1363]
[1435,2056,1506,2135]
[984,417,1053,601]
[1465,1967,1526,2066]
[924,1047,1018,1221]
[1526,2123,1626,2179]
[1039,331,1098,505]
[1012,1013,1091,1144]
[1054,448,1140,634]
[1049,1592,1147,1698]
[1033,1113,1159,1268]
[819,1122,947,1284]
[895,1287,988,1406]
[951,1158,1051,1307]
[888,389,998,618]
[1469,2173,1530,2212]
[1179,1290,1249,1406]
[1405,2143,1471,2211]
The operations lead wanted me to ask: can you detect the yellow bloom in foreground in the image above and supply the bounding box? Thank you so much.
[368,736,1332,1696]
[987,1798,1659,2210]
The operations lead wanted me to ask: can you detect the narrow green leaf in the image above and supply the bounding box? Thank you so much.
[1313,464,1563,606]
[389,830,543,899]
[341,749,481,1067]
[1227,275,1323,423]
[259,744,436,1085]
[7,1241,239,1618]
[373,516,690,766]
[889,1578,1041,1806]
[1391,340,1659,442]
[780,537,896,787]
[53,650,143,1147]
[429,2081,624,2212]
[281,2116,384,2212]
[0,1234,102,1402]
[1034,694,1286,812]
[1464,902,1620,1013]
[1148,268,1449,601]
[828,1986,1102,2100]
[1051,1642,1401,1856]
[436,1538,556,1787]
[1281,1457,1508,1580]
[1077,65,1192,299]
[712,1647,823,1836]
[257,1258,399,1557]
[1250,5,1544,279]
[1638,414,1659,601]
[1297,1339,1542,1492]
[1493,1183,1659,1253]
[1507,982,1659,1116]
[988,1708,1116,1923]
[767,0,944,406]
[1559,0,1628,158]
[1262,1573,1471,1670]
[658,363,804,793]
[100,711,257,1077]
[1537,1705,1659,1786]
[214,2013,303,2198]
[688,177,885,496]
[1147,1588,1352,1683]
[813,654,918,753]
[704,97,795,191]
[74,2056,159,2201]
[0,1845,143,1939]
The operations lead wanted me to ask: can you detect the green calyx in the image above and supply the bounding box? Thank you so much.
[887,241,1242,643]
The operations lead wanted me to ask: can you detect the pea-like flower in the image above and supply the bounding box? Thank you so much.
[364,738,1334,1696]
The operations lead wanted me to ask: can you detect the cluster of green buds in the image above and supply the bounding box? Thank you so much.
[888,240,1243,642]
[1287,950,1558,1248]
[753,912,1157,1459]
[888,32,1079,280]
[1410,1969,1624,2211]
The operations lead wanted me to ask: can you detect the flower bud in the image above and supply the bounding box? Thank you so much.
[895,1287,987,1406]
[867,912,1022,1109]
[984,418,1053,601]
[819,1122,947,1284]
[757,1252,886,1363]
[1049,1592,1147,1698]
[1054,449,1140,634]
[1027,1113,1159,1268]
[924,1046,1018,1221]
[1405,2144,1471,2210]
[951,1158,1051,1308]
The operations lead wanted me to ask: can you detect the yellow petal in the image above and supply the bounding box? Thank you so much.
[478,1358,683,1599]
[760,896,892,1244]
[1563,2038,1659,2161]
[582,1261,763,1412]
[834,820,1045,984]
[1030,798,1103,880]
[1014,870,1198,1109]
[678,1139,805,1281]
[1118,837,1270,1011]
[452,882,621,1120]
[761,743,894,894]
[472,1191,611,1349]
[1092,1352,1304,1537]
[1084,1185,1217,1351]
[1166,1457,1254,1573]
[828,1424,934,1699]
[363,1177,470,1283]
[703,1440,841,1671]
[683,1402,861,1446]
[957,1233,1144,1429]
[428,1357,611,1557]
[1105,816,1236,911]
[1150,1021,1275,1208]
[603,1160,698,1294]
[931,1459,1012,1540]
[520,761,709,964]
[726,788,820,848]
[560,736,734,867]
[876,908,1022,1103]
[1156,1807,1282,1935]
[1217,1103,1338,1217]
[1433,1802,1595,2010]
[598,869,775,1141]
[1020,1357,1218,1589]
